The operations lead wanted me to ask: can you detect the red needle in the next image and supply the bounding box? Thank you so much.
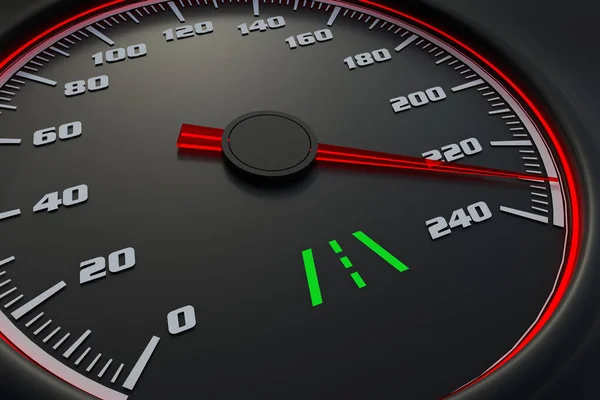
[176,123,224,152]
[176,124,558,182]
[316,143,558,182]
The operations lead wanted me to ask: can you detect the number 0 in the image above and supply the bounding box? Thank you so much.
[167,305,197,335]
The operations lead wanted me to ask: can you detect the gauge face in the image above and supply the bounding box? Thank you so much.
[0,1,580,399]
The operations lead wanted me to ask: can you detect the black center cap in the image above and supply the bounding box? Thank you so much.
[222,111,318,178]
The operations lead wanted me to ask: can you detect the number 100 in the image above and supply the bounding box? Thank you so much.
[92,44,147,66]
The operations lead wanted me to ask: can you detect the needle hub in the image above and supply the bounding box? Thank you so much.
[221,111,318,178]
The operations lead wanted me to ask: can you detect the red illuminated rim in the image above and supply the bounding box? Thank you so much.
[0,0,582,398]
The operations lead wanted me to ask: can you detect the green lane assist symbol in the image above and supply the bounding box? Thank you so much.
[302,231,409,307]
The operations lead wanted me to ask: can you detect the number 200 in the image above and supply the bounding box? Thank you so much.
[390,86,446,113]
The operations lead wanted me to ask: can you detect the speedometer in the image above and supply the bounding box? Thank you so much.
[0,1,582,399]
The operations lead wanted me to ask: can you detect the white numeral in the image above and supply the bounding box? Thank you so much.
[33,184,88,213]
[163,21,214,42]
[426,201,492,240]
[267,16,285,28]
[33,121,82,147]
[167,305,197,335]
[285,29,333,49]
[422,138,483,162]
[65,75,109,97]
[108,247,136,273]
[62,185,88,207]
[238,16,286,36]
[390,86,446,113]
[92,44,147,66]
[80,247,136,284]
[343,48,391,70]
[105,48,125,63]
[79,257,106,284]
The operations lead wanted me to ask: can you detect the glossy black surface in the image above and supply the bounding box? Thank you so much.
[0,1,597,399]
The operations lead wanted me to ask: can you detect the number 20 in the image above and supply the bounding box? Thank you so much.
[80,247,136,284]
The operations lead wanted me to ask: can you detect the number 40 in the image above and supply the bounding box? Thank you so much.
[33,184,88,213]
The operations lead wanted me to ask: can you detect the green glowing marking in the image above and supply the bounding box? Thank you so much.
[350,272,367,288]
[329,240,343,254]
[302,249,323,307]
[352,231,409,272]
[340,256,353,268]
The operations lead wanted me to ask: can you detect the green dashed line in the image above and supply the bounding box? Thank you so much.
[350,272,367,288]
[340,256,353,268]
[330,238,366,287]
[329,240,343,254]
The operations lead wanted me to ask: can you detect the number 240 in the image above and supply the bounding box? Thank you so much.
[426,201,492,240]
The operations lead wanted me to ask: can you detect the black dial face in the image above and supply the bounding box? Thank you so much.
[0,1,580,399]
